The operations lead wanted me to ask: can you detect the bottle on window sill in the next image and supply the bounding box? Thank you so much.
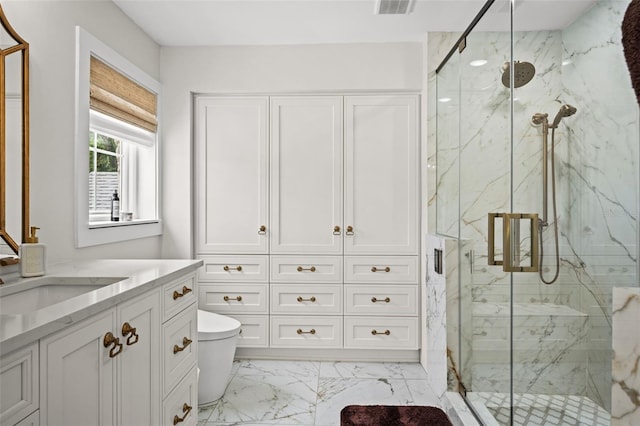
[111,190,120,222]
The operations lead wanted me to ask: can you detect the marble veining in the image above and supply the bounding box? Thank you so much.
[612,287,640,425]
[198,360,455,426]
[429,0,638,416]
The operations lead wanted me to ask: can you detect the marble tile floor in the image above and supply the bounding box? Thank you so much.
[197,359,444,426]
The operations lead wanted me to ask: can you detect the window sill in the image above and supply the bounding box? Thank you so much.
[89,219,159,229]
[77,220,162,248]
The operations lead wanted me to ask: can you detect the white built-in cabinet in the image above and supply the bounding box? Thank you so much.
[195,97,269,254]
[270,96,343,254]
[195,93,420,356]
[0,272,198,426]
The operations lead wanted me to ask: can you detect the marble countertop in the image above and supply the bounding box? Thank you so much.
[0,259,203,356]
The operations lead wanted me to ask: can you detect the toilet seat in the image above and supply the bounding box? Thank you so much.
[198,310,241,340]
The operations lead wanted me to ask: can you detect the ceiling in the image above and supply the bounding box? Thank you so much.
[112,0,598,47]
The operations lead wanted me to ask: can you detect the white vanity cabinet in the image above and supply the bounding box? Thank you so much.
[0,342,39,425]
[40,289,161,426]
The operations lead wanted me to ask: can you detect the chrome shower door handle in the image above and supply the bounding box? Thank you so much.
[488,212,539,273]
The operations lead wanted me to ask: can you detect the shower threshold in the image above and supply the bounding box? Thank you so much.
[467,391,610,426]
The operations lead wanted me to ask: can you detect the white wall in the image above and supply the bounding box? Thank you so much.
[3,1,161,262]
[160,43,423,258]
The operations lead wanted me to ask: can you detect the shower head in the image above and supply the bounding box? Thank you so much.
[501,61,536,88]
[550,104,577,128]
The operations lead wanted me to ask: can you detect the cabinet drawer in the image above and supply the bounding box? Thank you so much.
[344,317,418,349]
[163,366,197,426]
[0,342,38,426]
[162,273,197,321]
[198,255,268,282]
[226,315,269,348]
[344,256,418,283]
[344,285,418,315]
[163,305,197,396]
[270,316,342,348]
[270,256,342,283]
[271,284,342,314]
[15,410,39,426]
[198,284,268,314]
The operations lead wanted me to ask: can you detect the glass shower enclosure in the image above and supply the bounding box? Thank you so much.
[434,0,639,424]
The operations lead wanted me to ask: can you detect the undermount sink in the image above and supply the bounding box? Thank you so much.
[0,276,127,315]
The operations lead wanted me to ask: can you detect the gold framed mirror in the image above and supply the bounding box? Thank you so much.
[0,5,29,255]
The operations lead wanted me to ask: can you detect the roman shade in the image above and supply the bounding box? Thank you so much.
[90,56,157,133]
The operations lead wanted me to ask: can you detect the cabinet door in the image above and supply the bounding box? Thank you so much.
[195,96,269,254]
[344,95,419,255]
[270,96,343,254]
[118,290,161,426]
[41,309,116,426]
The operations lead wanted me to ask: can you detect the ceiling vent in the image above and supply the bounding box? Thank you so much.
[374,0,414,15]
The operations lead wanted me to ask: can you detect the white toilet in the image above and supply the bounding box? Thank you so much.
[197,309,241,405]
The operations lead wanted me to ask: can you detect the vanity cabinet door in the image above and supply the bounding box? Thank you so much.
[41,309,117,426]
[117,290,161,426]
[41,290,161,426]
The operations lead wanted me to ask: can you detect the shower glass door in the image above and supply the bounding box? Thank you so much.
[435,0,639,424]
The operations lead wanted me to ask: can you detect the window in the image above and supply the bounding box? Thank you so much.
[75,27,161,247]
[88,111,158,224]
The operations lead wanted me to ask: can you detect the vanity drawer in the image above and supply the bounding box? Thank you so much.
[163,305,197,396]
[198,284,268,314]
[162,273,197,321]
[344,256,418,284]
[0,342,39,426]
[344,317,418,349]
[162,366,197,426]
[271,284,342,314]
[344,285,418,316]
[270,256,342,283]
[227,314,269,348]
[270,316,342,348]
[198,255,268,282]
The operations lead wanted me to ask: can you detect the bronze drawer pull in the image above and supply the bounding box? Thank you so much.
[346,225,354,235]
[297,328,316,335]
[333,226,341,235]
[103,332,123,358]
[223,295,243,302]
[258,225,267,235]
[371,329,391,336]
[173,403,192,425]
[172,286,193,300]
[371,297,391,303]
[297,296,317,303]
[173,337,193,354]
[371,266,391,273]
[121,322,139,346]
[223,265,243,272]
[297,266,316,272]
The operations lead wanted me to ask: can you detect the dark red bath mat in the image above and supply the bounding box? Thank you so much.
[340,405,454,426]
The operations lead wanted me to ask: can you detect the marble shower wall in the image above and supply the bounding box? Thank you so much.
[611,287,640,425]
[428,0,639,411]
[560,0,638,409]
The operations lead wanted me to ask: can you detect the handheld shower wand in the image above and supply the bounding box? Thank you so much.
[531,104,577,284]
[550,104,577,128]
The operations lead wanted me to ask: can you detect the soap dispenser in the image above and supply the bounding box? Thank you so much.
[20,226,46,277]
